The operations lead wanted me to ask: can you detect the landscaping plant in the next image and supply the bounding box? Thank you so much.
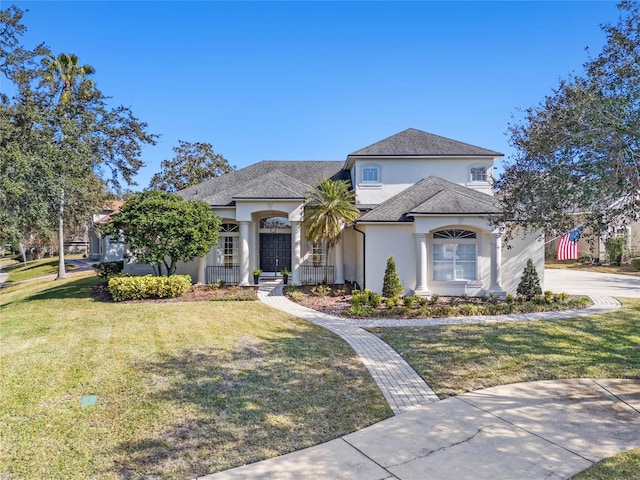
[382,256,403,298]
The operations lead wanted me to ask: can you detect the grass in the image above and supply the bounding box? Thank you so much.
[0,273,391,479]
[371,302,640,478]
[546,259,640,276]
[572,449,640,479]
[370,299,640,398]
[0,255,83,282]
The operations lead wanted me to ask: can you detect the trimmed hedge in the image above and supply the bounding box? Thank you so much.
[108,274,192,302]
[631,257,640,271]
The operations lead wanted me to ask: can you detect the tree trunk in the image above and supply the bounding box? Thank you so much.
[56,190,66,280]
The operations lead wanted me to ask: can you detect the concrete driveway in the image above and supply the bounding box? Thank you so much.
[545,268,640,298]
[200,379,640,480]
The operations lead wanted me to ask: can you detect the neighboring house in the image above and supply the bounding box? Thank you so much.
[126,128,544,297]
[89,200,125,262]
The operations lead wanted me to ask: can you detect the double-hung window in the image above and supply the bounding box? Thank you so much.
[432,229,477,281]
[361,165,380,184]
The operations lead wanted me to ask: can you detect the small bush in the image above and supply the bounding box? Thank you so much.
[108,274,192,302]
[544,290,554,303]
[346,304,376,317]
[312,285,331,297]
[505,294,514,304]
[487,293,500,305]
[517,259,542,301]
[93,261,124,279]
[386,296,400,308]
[631,257,640,271]
[429,294,440,305]
[417,296,429,307]
[403,295,416,308]
[555,292,569,302]
[350,290,368,307]
[605,237,625,265]
[459,304,479,316]
[382,256,404,298]
[368,292,382,308]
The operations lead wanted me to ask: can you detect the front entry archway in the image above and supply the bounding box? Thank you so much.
[258,216,292,274]
[259,233,291,273]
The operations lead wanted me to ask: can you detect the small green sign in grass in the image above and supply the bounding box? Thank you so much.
[80,395,97,407]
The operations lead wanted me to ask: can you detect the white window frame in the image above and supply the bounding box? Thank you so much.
[469,165,489,183]
[218,223,239,267]
[305,240,326,267]
[360,163,381,185]
[432,229,478,281]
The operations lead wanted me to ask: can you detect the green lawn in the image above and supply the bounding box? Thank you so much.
[370,302,640,479]
[370,300,640,398]
[0,255,82,282]
[0,273,391,479]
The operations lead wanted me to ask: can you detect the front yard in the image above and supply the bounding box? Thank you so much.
[0,273,390,479]
[2,272,639,479]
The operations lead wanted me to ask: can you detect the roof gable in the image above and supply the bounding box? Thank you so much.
[232,171,310,200]
[178,161,348,206]
[358,176,501,222]
[348,128,503,158]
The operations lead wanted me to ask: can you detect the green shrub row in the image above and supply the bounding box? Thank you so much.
[346,294,589,318]
[93,261,124,279]
[108,274,192,302]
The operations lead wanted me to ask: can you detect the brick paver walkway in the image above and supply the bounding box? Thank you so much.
[258,281,439,414]
[258,282,621,415]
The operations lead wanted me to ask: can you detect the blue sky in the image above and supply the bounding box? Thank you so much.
[6,1,621,189]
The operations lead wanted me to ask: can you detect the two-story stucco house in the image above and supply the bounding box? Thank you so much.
[141,128,543,297]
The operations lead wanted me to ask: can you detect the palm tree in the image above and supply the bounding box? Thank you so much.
[42,53,95,105]
[42,53,95,279]
[303,179,360,283]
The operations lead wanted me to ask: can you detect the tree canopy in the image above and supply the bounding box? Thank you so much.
[102,190,221,276]
[149,140,235,192]
[495,1,640,241]
[0,6,156,266]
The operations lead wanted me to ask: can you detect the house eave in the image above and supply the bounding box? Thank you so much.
[343,154,503,171]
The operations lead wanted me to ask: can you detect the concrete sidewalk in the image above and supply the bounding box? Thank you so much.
[199,378,640,480]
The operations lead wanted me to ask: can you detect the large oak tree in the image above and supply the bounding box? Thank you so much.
[495,1,640,242]
[0,6,157,273]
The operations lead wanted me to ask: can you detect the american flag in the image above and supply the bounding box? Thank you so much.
[556,227,581,261]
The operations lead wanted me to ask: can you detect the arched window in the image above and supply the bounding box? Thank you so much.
[218,223,239,267]
[433,229,477,281]
[259,217,291,230]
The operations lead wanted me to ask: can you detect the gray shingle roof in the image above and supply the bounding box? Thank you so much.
[177,161,349,206]
[358,176,502,222]
[348,128,503,157]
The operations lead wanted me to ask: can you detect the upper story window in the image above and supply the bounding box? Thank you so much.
[470,166,488,182]
[360,164,381,184]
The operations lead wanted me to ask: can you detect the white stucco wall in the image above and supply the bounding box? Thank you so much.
[361,224,416,295]
[352,157,494,205]
[501,228,545,294]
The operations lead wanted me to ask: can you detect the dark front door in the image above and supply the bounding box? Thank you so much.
[260,233,291,273]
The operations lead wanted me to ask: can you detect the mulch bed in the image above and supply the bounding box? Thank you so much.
[91,283,258,303]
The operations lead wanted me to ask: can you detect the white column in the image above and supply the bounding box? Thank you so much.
[239,221,250,286]
[196,255,206,285]
[489,229,506,298]
[334,234,344,284]
[414,233,430,297]
[291,220,302,286]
